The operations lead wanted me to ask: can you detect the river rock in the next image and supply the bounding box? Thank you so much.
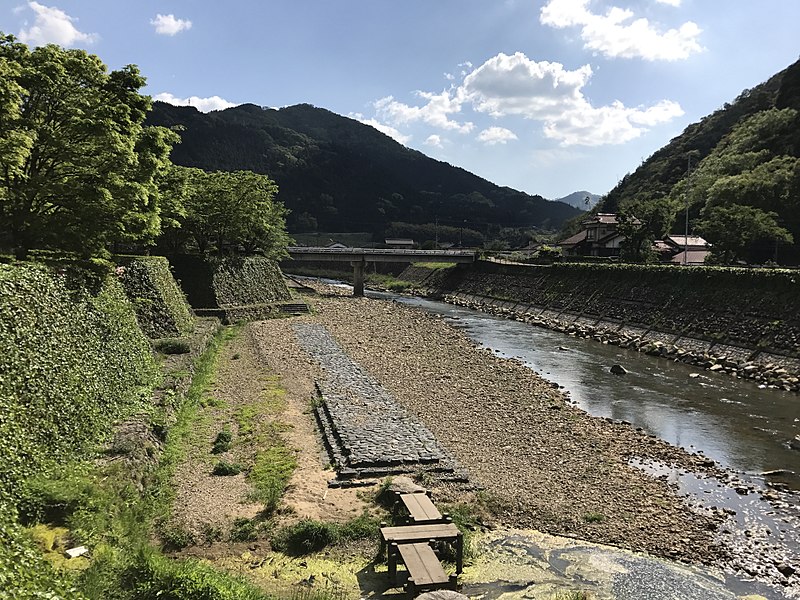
[610,364,628,375]
[386,475,427,495]
[789,436,800,451]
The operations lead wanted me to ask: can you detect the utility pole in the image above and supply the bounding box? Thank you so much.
[435,217,439,248]
[684,155,691,266]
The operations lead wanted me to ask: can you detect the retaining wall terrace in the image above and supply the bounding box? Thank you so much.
[398,262,800,391]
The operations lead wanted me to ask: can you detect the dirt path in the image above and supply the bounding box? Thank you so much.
[168,323,369,549]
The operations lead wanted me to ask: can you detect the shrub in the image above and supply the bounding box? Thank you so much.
[212,461,243,476]
[271,513,379,556]
[211,431,232,455]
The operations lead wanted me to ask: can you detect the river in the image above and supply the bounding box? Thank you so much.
[368,291,800,488]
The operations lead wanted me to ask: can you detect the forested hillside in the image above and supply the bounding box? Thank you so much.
[599,58,800,264]
[147,102,581,241]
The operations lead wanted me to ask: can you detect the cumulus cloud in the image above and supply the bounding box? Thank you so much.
[17,2,97,47]
[540,0,702,61]
[374,91,474,134]
[655,0,681,6]
[464,52,683,145]
[424,134,444,148]
[151,13,192,36]
[477,127,518,145]
[154,92,237,113]
[368,52,683,147]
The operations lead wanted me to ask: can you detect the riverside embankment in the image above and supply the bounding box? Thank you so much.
[260,282,800,594]
[397,261,800,392]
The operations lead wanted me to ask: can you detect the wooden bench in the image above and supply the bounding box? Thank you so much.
[380,523,463,575]
[390,542,458,597]
[396,492,449,525]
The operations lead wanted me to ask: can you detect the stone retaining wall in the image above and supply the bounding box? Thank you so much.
[397,262,800,392]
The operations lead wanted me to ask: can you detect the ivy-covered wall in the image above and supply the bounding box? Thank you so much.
[115,256,194,338]
[0,264,158,502]
[170,255,291,311]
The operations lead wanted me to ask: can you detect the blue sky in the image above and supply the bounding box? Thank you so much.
[3,1,800,200]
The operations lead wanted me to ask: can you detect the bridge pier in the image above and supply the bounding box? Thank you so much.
[351,260,365,297]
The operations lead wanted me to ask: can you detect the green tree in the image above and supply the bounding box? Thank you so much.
[0,34,177,258]
[617,199,678,262]
[181,169,290,258]
[696,204,793,264]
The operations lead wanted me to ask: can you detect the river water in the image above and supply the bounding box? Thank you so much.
[368,291,800,488]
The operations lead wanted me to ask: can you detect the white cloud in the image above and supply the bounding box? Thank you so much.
[477,127,518,145]
[17,2,97,47]
[350,113,412,145]
[154,92,237,113]
[374,91,474,134]
[540,0,702,61]
[424,134,444,148]
[365,51,684,148]
[461,52,683,146]
[151,13,192,36]
[655,0,681,6]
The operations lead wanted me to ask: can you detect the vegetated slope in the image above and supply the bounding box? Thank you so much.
[601,58,800,213]
[147,102,581,235]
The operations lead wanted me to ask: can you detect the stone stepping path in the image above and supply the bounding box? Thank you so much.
[293,323,468,483]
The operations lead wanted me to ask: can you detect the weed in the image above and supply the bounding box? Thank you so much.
[271,513,379,555]
[248,446,297,513]
[160,523,196,550]
[230,517,267,542]
[211,430,233,454]
[212,461,243,476]
[153,338,191,355]
[232,352,241,360]
[201,523,224,543]
[583,512,605,523]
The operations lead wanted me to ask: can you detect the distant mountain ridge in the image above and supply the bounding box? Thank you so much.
[554,191,601,210]
[147,102,581,237]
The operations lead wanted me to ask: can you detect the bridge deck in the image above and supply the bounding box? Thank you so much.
[286,247,476,263]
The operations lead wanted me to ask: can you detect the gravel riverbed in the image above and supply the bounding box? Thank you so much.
[250,285,800,596]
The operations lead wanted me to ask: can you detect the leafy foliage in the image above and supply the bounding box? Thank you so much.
[147,102,581,235]
[270,514,379,556]
[696,204,792,264]
[0,500,84,600]
[162,167,291,257]
[0,34,177,258]
[0,264,157,501]
[115,256,194,337]
[600,58,800,264]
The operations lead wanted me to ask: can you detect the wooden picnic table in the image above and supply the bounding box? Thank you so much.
[397,492,448,524]
[380,523,463,574]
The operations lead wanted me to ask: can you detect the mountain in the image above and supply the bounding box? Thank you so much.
[597,57,800,264]
[554,191,601,210]
[147,102,581,239]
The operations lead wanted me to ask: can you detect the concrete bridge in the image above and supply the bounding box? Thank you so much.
[285,247,477,296]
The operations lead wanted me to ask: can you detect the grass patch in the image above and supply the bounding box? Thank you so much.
[583,512,605,523]
[248,446,298,513]
[271,513,380,556]
[153,337,191,354]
